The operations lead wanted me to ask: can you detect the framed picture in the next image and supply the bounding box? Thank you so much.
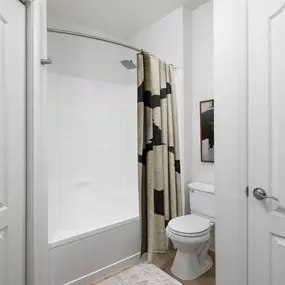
[200,99,214,163]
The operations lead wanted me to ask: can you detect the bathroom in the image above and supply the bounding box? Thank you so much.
[2,0,285,285]
[46,1,215,284]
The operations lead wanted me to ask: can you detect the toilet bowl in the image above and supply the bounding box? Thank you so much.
[166,214,213,280]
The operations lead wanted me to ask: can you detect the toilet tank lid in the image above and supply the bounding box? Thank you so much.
[188,182,215,194]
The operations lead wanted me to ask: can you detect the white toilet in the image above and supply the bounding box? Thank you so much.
[166,182,215,281]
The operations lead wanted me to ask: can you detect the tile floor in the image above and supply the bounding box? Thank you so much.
[153,250,215,285]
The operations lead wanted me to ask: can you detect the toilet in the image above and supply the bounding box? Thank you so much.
[166,182,215,280]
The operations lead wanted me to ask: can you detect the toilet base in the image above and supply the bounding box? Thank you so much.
[171,250,213,281]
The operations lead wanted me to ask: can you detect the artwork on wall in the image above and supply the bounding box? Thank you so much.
[200,99,214,163]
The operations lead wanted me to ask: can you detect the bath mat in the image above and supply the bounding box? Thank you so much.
[93,263,182,285]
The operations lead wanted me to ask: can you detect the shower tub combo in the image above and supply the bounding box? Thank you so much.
[47,25,181,285]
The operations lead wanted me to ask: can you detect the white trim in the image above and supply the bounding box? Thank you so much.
[214,0,248,284]
[62,253,141,285]
[26,0,49,285]
[182,6,193,215]
[49,216,139,249]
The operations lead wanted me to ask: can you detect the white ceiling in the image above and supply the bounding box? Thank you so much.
[48,0,208,39]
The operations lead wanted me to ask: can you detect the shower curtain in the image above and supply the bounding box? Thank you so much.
[137,53,182,262]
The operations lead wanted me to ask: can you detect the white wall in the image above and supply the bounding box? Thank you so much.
[129,7,184,68]
[214,0,248,284]
[191,1,214,185]
[182,7,193,213]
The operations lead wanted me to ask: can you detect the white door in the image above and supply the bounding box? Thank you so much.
[0,0,26,285]
[248,0,285,284]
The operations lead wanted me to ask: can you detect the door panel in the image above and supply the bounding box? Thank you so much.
[0,11,8,285]
[0,1,26,285]
[249,0,285,284]
[270,4,285,209]
[0,229,7,285]
[0,12,5,209]
[271,235,285,284]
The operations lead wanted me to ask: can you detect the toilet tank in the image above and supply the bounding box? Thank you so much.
[188,182,215,221]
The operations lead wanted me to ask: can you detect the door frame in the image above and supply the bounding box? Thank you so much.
[1,1,26,284]
[25,0,49,285]
[214,0,248,285]
[22,0,250,284]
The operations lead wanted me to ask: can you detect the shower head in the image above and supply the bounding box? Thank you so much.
[121,60,137,70]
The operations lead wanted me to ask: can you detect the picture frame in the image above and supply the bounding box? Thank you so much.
[200,99,214,163]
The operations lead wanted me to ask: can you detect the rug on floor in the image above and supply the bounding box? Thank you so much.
[94,263,182,285]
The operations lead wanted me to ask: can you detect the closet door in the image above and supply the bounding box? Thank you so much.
[248,0,285,284]
[0,0,26,285]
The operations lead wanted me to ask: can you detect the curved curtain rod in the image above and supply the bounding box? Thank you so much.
[47,28,144,53]
[47,28,179,69]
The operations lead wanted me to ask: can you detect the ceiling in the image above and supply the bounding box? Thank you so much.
[48,0,208,39]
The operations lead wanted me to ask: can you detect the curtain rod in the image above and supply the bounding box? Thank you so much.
[47,28,144,53]
[47,28,179,69]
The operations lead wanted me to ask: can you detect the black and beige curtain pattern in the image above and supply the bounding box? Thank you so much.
[137,53,182,262]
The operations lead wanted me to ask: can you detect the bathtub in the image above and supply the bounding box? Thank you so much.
[49,216,140,285]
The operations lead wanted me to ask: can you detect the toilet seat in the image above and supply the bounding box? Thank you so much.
[167,214,211,237]
[167,226,211,238]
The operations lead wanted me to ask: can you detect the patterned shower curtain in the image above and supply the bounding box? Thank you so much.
[137,53,182,262]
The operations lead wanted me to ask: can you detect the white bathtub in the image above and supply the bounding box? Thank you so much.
[49,216,140,285]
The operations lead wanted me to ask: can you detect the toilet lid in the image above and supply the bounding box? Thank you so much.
[168,214,211,236]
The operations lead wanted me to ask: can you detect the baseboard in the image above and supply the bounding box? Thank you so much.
[64,253,141,285]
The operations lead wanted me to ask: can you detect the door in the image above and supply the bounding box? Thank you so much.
[248,0,285,284]
[0,0,26,285]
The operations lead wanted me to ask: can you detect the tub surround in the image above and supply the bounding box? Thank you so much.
[48,73,139,246]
